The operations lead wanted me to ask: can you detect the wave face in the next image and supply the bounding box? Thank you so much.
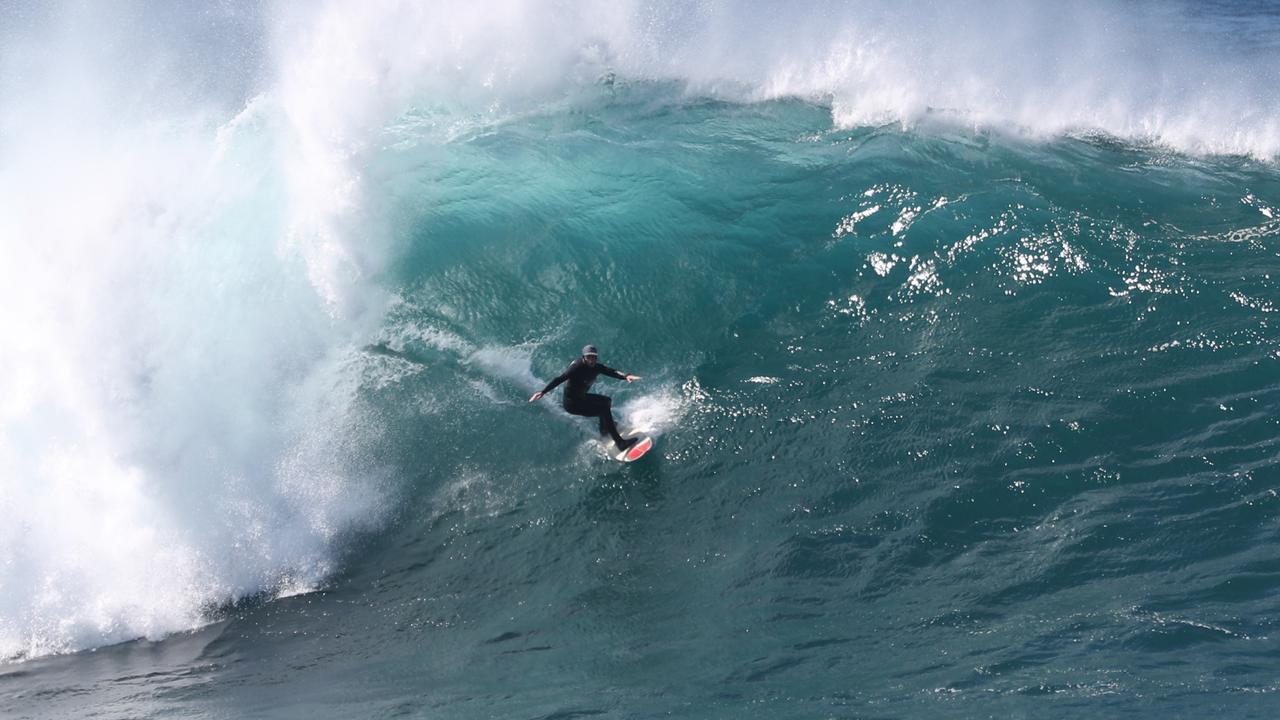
[2,2,1280,718]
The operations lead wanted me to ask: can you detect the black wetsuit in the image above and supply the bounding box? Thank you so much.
[540,358,627,445]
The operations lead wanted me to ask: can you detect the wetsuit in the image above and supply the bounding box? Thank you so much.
[540,358,628,445]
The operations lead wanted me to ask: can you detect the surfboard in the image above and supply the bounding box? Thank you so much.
[616,435,654,462]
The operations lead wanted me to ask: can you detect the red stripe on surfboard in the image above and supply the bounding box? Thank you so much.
[626,437,653,460]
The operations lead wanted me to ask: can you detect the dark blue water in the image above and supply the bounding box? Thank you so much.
[2,2,1279,718]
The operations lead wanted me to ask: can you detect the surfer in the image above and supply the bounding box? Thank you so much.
[530,345,641,452]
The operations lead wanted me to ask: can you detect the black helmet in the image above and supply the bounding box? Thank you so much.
[582,344,599,357]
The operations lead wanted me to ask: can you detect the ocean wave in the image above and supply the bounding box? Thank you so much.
[1,0,1278,666]
[270,0,1280,158]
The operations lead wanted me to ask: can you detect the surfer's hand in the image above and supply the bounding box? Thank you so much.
[624,375,641,382]
[529,391,544,402]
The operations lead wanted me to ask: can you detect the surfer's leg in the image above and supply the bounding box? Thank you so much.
[596,401,638,452]
[582,394,625,445]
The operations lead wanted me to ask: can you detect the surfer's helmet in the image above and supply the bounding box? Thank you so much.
[582,345,598,358]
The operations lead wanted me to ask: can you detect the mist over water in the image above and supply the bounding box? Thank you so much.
[2,2,1279,718]
[0,0,391,660]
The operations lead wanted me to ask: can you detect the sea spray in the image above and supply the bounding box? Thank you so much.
[0,2,395,659]
[272,0,1280,157]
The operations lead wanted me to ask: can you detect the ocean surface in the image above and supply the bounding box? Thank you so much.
[2,1,1279,718]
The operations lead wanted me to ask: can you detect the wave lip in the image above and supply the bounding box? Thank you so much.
[269,0,1280,158]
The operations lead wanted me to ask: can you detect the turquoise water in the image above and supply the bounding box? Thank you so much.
[3,2,1280,718]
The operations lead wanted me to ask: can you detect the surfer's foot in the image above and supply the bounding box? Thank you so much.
[616,437,638,452]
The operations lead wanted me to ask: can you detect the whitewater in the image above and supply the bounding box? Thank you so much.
[1,1,1279,718]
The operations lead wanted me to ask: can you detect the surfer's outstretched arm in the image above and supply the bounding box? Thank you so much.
[529,362,575,402]
[599,364,641,382]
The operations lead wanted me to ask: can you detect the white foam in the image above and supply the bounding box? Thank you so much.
[618,387,689,437]
[467,346,540,390]
[0,4,394,660]
[270,0,1280,158]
